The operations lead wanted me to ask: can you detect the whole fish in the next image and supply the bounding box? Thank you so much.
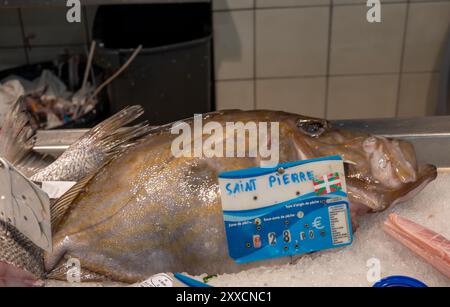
[0,104,150,286]
[39,110,436,283]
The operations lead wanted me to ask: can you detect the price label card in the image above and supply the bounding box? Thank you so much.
[131,273,211,287]
[132,273,177,287]
[218,156,353,264]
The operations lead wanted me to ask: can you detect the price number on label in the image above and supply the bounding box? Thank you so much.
[268,232,277,245]
[283,230,291,243]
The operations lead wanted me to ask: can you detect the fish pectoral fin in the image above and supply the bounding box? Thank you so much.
[81,105,151,157]
[50,172,97,231]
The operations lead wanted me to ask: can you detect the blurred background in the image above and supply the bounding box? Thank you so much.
[0,0,449,128]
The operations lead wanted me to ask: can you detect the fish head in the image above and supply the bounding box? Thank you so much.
[280,114,437,213]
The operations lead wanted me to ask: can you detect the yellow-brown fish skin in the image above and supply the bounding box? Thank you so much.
[45,110,437,283]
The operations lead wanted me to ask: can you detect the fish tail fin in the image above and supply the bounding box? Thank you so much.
[81,105,150,156]
[31,105,150,182]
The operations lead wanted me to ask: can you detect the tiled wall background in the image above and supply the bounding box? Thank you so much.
[0,1,449,119]
[214,0,450,119]
[0,5,96,71]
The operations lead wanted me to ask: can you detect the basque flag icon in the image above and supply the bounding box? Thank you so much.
[313,172,342,196]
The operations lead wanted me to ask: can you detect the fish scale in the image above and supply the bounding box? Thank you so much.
[0,220,44,283]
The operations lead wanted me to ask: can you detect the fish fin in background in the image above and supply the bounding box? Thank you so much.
[31,105,151,182]
[384,213,450,279]
[0,96,54,177]
[0,96,35,163]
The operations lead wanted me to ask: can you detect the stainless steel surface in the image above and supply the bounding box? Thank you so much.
[34,116,450,168]
[332,116,450,137]
[35,129,88,157]
[0,0,210,8]
[332,116,450,168]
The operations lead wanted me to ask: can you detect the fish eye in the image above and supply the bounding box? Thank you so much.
[296,119,328,138]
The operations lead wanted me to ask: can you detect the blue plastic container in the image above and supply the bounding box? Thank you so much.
[373,276,428,287]
[174,273,212,287]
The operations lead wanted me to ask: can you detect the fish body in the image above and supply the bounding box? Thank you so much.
[44,110,437,283]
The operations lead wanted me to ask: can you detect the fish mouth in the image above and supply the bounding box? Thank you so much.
[347,163,437,215]
[0,221,45,287]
